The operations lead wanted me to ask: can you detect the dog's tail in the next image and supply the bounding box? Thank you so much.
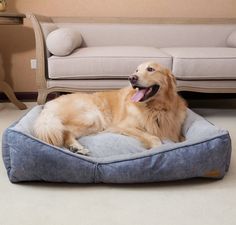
[34,108,64,147]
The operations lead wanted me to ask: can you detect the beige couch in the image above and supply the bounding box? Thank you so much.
[29,13,236,104]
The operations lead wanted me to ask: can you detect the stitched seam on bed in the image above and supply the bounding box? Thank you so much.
[224,134,232,172]
[7,130,11,171]
[8,128,230,164]
[5,129,12,176]
[93,163,99,183]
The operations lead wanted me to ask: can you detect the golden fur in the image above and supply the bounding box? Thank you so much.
[34,62,187,155]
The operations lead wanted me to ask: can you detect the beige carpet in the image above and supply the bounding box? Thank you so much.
[0,102,235,225]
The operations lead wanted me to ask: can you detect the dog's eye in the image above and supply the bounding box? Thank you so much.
[147,67,155,72]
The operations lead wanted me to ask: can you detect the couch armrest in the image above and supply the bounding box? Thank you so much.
[27,13,57,91]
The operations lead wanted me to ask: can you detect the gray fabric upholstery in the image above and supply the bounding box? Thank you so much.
[161,47,236,80]
[2,106,231,183]
[48,46,172,79]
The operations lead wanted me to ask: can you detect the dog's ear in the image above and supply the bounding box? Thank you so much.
[164,69,176,87]
[163,69,177,98]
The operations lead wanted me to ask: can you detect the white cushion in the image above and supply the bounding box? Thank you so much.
[161,47,236,80]
[40,22,58,57]
[46,28,82,56]
[227,30,236,47]
[48,46,172,79]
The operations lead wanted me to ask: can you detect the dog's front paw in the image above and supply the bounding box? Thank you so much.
[75,148,90,156]
[69,144,90,156]
[143,136,162,149]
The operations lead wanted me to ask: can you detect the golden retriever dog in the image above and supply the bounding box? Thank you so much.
[34,62,187,155]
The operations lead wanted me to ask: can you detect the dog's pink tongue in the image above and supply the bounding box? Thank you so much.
[131,89,147,102]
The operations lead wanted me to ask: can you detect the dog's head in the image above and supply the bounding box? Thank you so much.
[128,62,177,103]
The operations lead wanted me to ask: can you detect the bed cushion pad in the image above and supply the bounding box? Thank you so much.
[2,106,231,183]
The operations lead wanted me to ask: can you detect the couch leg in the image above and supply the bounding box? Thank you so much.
[37,90,48,105]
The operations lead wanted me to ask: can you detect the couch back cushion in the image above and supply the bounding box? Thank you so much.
[46,20,236,48]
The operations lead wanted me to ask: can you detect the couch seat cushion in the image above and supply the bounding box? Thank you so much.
[161,47,236,80]
[48,46,172,79]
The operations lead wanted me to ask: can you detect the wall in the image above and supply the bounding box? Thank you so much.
[0,0,236,92]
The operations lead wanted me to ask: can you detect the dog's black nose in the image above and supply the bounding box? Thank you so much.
[128,75,139,84]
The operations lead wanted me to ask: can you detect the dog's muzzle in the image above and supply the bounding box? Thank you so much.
[128,75,139,85]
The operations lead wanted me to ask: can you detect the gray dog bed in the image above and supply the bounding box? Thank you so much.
[2,106,231,183]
